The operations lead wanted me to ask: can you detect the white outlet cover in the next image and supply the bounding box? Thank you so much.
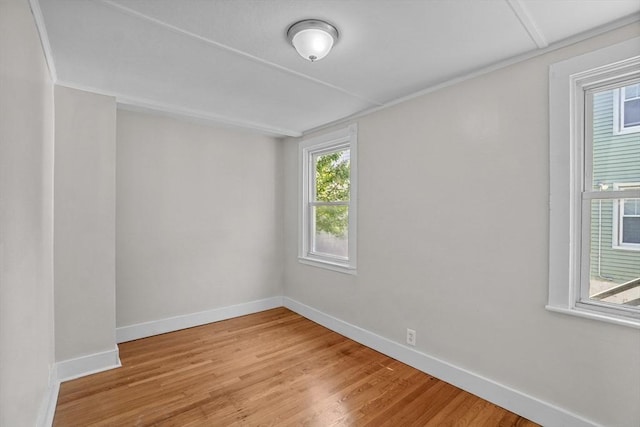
[406,328,416,346]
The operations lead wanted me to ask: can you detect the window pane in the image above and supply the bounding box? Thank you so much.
[311,205,348,259]
[623,99,640,127]
[588,199,640,307]
[591,87,640,190]
[592,89,616,189]
[314,149,350,202]
[623,198,640,216]
[622,217,640,244]
[624,83,639,100]
[587,84,640,310]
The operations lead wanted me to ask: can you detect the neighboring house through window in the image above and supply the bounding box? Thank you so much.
[613,183,640,249]
[299,124,357,274]
[614,82,640,134]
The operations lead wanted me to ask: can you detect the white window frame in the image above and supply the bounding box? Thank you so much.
[298,124,357,274]
[548,37,640,328]
[612,182,640,251]
[613,83,640,135]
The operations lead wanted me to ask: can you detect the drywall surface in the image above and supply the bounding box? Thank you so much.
[282,24,640,427]
[54,85,117,361]
[116,110,283,327]
[0,0,55,424]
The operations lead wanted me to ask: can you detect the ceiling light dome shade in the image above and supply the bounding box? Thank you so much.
[287,20,338,62]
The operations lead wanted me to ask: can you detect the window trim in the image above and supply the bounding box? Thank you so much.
[298,124,357,274]
[548,37,640,328]
[613,83,640,135]
[612,182,640,251]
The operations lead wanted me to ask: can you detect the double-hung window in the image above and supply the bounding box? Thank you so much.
[549,38,640,327]
[299,124,357,273]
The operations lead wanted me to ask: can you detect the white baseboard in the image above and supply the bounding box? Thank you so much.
[38,349,120,426]
[116,296,284,343]
[283,297,599,427]
[55,347,121,382]
[41,297,599,426]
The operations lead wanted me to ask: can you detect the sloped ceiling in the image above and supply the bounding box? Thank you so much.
[36,0,640,137]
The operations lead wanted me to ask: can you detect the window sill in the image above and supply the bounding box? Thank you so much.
[545,304,640,329]
[612,244,640,252]
[612,126,640,136]
[298,256,357,275]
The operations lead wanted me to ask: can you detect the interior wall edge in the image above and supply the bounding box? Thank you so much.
[283,297,600,427]
[35,365,60,427]
[28,0,57,81]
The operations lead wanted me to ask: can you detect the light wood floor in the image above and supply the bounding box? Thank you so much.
[54,308,538,426]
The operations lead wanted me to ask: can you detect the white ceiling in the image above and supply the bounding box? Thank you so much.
[36,0,640,137]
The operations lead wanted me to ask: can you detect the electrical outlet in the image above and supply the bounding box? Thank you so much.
[406,328,416,346]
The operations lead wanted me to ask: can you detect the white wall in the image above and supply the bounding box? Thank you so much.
[283,23,640,427]
[54,85,117,361]
[0,0,55,424]
[116,110,283,327]
[3,2,635,425]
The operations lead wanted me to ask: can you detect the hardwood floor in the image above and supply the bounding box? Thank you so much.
[54,308,538,426]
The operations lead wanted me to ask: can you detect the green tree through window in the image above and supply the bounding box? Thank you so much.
[315,150,350,238]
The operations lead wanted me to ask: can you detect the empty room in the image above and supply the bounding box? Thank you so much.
[1,0,639,426]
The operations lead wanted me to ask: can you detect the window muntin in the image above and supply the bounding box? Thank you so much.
[299,125,357,273]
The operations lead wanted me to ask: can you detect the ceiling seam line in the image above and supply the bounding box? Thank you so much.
[301,16,640,137]
[116,99,302,137]
[30,0,57,82]
[98,0,384,108]
[55,79,303,137]
[505,0,548,49]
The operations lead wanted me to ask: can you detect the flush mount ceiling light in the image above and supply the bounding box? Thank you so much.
[287,19,339,62]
